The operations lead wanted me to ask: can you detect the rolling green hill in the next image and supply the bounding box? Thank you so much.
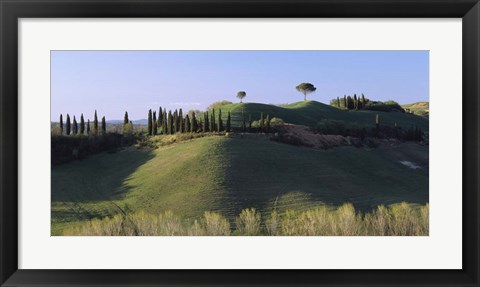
[52,135,429,235]
[212,100,428,131]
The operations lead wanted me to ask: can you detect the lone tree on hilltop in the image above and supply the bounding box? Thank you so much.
[296,82,316,101]
[237,91,246,103]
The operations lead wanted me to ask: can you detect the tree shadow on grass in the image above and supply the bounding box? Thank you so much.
[51,149,156,203]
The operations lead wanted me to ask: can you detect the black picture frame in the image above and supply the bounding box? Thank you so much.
[1,0,479,286]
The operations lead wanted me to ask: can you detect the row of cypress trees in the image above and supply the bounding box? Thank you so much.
[58,110,106,136]
[144,107,233,135]
[332,94,368,110]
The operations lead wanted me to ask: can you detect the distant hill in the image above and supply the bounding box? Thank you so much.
[213,100,428,131]
[401,102,429,118]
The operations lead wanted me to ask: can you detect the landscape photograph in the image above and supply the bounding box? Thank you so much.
[51,50,429,236]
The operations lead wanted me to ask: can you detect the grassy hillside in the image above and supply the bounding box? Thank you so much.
[402,102,429,117]
[52,135,428,235]
[213,100,428,131]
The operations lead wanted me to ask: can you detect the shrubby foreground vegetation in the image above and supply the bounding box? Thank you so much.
[62,202,428,236]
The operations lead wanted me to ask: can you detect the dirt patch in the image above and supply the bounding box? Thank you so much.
[271,124,361,149]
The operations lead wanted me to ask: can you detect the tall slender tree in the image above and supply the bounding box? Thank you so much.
[192,112,198,133]
[80,114,85,134]
[218,109,223,132]
[343,95,347,109]
[152,111,157,135]
[337,97,340,108]
[158,107,163,126]
[59,114,63,135]
[178,109,184,133]
[124,111,129,125]
[101,116,106,135]
[66,114,71,135]
[73,116,78,135]
[185,114,191,132]
[226,112,231,132]
[168,110,174,134]
[94,110,99,136]
[162,111,167,134]
[147,109,153,135]
[172,110,177,132]
[87,119,90,135]
[204,111,209,132]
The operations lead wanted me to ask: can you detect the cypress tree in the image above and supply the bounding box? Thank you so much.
[73,116,78,135]
[337,97,340,108]
[173,110,178,132]
[204,111,209,132]
[87,119,90,135]
[147,109,153,135]
[124,111,129,125]
[361,94,366,109]
[101,116,106,135]
[343,95,347,109]
[210,109,215,132]
[94,110,99,136]
[66,114,71,135]
[59,114,63,135]
[168,110,174,134]
[158,107,163,126]
[192,112,198,132]
[353,94,358,109]
[152,111,157,135]
[226,112,231,132]
[185,114,191,132]
[249,114,252,131]
[162,111,167,134]
[218,109,223,132]
[80,114,85,134]
[179,109,184,133]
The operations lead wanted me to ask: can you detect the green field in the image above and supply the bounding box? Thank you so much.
[52,135,428,235]
[212,100,428,131]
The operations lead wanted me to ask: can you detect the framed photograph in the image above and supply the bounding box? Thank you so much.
[1,0,479,286]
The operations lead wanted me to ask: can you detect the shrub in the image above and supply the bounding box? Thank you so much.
[61,203,428,236]
[203,211,231,236]
[236,208,261,235]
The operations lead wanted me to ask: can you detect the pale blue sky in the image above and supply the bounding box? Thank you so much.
[51,51,429,121]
